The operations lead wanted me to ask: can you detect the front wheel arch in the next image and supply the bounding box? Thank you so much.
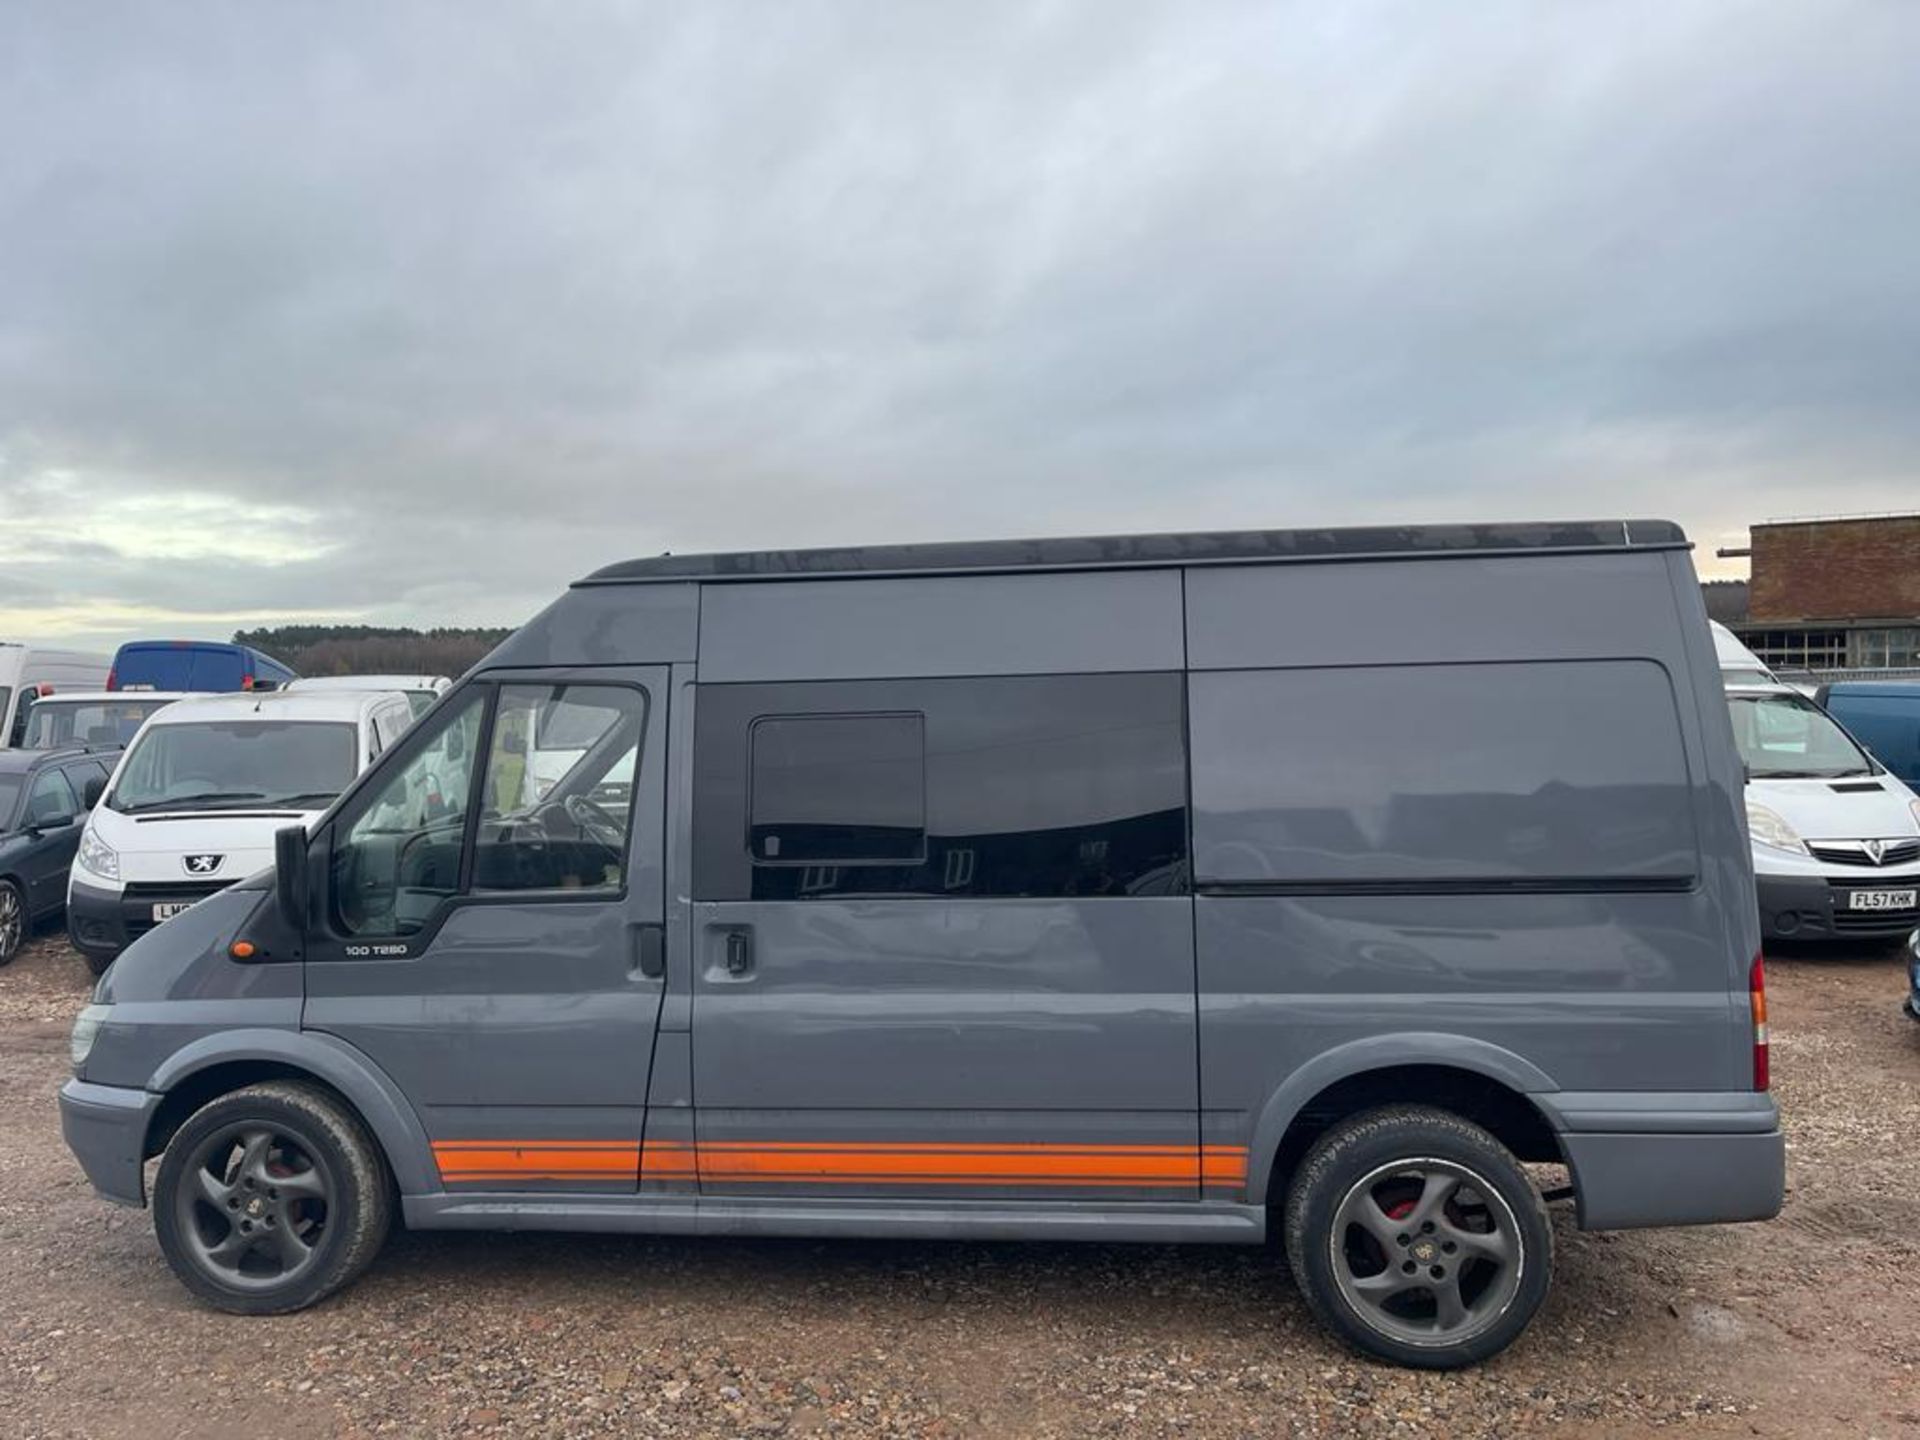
[143,1030,437,1196]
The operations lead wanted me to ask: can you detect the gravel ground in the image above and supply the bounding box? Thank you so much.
[1,925,1916,1439]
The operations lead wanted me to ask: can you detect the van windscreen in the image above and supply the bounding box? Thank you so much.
[108,721,357,814]
[1727,693,1875,780]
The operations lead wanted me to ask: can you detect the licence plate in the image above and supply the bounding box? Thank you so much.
[151,902,193,922]
[1847,889,1917,911]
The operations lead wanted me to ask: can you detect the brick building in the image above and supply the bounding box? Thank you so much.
[1728,513,1920,673]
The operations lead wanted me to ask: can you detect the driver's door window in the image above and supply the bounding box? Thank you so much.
[25,768,76,827]
[473,684,643,893]
[332,690,484,937]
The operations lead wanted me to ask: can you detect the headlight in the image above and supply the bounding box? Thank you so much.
[1910,798,1920,833]
[70,1004,110,1071]
[1746,801,1808,855]
[76,825,119,881]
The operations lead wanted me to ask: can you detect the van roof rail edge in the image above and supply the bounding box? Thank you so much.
[576,519,1690,587]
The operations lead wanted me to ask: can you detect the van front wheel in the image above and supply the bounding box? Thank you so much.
[1283,1106,1552,1370]
[152,1081,392,1315]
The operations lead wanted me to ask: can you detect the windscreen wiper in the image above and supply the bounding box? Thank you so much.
[115,791,269,814]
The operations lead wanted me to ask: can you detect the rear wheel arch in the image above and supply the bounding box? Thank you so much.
[1246,1042,1562,1208]
[144,1031,437,1195]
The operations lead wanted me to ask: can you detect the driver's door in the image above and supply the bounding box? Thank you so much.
[21,767,82,913]
[302,668,669,1192]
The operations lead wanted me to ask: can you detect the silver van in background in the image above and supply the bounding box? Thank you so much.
[59,520,1781,1370]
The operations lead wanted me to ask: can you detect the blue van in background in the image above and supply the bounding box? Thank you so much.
[1817,681,1920,784]
[107,640,298,694]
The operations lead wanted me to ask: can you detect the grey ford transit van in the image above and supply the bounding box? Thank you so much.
[59,520,1782,1369]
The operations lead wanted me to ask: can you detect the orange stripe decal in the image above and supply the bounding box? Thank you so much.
[436,1138,1252,1190]
[432,1141,641,1183]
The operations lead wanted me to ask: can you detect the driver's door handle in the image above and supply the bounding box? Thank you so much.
[632,923,666,980]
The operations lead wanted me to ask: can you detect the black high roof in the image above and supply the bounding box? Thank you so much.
[580,519,1687,586]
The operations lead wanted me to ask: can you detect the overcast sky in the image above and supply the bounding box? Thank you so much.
[3,2,1917,650]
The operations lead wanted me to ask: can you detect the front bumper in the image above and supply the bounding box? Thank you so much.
[65,877,130,963]
[58,1078,159,1208]
[1755,869,1920,941]
[67,874,231,963]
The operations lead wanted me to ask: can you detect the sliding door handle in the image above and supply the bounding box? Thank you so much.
[725,930,753,976]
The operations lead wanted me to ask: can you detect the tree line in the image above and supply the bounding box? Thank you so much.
[230,625,512,679]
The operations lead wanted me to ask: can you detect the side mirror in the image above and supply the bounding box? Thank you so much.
[82,776,105,810]
[274,825,309,928]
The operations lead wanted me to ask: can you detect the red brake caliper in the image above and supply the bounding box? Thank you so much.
[1384,1199,1416,1221]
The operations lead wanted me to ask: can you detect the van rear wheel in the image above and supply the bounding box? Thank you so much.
[152,1081,392,1315]
[1283,1106,1552,1370]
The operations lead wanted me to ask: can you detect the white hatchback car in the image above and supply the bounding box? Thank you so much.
[66,689,414,974]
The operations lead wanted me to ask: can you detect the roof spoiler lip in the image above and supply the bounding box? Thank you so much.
[573,518,1691,588]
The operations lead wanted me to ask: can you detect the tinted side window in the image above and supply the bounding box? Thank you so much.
[750,714,925,863]
[1189,659,1697,885]
[695,673,1188,901]
[25,767,77,824]
[59,762,109,810]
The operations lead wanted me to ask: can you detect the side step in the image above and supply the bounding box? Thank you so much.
[405,1193,1268,1245]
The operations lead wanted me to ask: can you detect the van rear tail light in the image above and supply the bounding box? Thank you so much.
[241,674,255,691]
[1749,953,1769,1092]
[105,667,116,691]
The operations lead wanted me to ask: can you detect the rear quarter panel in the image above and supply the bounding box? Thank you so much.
[1186,549,1755,1197]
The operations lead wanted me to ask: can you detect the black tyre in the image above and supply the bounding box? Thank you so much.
[152,1081,392,1315]
[83,948,114,979]
[1283,1105,1552,1370]
[0,880,23,966]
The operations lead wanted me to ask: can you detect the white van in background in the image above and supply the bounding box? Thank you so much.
[66,689,415,974]
[1727,677,1920,944]
[18,691,192,750]
[0,645,112,748]
[1711,622,1779,688]
[288,674,452,721]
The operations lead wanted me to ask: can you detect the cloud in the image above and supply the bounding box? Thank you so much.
[3,1,1916,648]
